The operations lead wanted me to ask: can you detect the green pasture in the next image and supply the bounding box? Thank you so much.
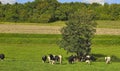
[0,33,120,71]
[0,21,66,26]
[1,20,120,29]
[96,20,120,29]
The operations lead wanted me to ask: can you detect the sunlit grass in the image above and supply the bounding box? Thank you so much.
[0,21,65,26]
[0,33,120,71]
[0,20,120,29]
[96,20,120,29]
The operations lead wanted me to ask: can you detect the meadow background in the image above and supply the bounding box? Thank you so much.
[0,20,120,71]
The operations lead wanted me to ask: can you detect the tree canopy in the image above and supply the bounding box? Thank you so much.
[0,0,120,23]
[58,9,97,56]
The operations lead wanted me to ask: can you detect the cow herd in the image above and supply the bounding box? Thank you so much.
[68,54,94,64]
[42,54,111,65]
[0,53,111,65]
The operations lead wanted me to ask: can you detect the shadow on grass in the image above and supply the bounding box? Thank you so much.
[111,55,120,62]
[92,54,120,62]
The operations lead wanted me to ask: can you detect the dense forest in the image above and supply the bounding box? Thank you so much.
[0,0,120,23]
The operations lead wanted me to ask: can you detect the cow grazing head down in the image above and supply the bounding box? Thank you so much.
[0,54,5,61]
[42,55,47,63]
[85,55,91,64]
[55,55,62,64]
[68,55,77,64]
[42,54,62,64]
[85,60,91,64]
[105,56,111,64]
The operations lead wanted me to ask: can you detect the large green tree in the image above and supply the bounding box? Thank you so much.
[58,10,97,57]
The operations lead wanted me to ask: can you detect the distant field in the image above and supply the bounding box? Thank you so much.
[0,24,120,35]
[0,20,120,71]
[96,20,120,29]
[0,21,65,26]
[0,33,120,71]
[0,20,120,35]
[0,20,120,29]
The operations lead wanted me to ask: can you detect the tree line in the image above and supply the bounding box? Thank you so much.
[0,0,120,23]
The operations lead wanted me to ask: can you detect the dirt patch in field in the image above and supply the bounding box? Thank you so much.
[96,28,120,35]
[0,24,61,34]
[0,24,120,35]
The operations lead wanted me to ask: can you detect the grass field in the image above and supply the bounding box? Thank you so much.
[96,20,120,29]
[0,20,120,35]
[0,33,120,71]
[0,20,120,29]
[0,21,66,26]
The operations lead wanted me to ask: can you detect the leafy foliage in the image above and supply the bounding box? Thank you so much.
[58,10,97,56]
[0,0,120,23]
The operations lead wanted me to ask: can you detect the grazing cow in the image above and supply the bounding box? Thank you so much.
[85,55,91,64]
[47,54,55,64]
[59,55,62,64]
[54,55,62,64]
[90,55,96,61]
[42,55,47,63]
[80,55,90,62]
[85,55,91,60]
[85,60,91,64]
[68,55,77,64]
[105,56,111,64]
[80,54,96,62]
[47,54,62,64]
[0,54,5,60]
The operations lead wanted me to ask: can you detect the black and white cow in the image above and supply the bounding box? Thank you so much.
[42,55,47,63]
[0,54,5,60]
[80,54,96,61]
[68,55,77,64]
[54,55,62,64]
[85,55,91,64]
[105,56,111,64]
[47,54,62,64]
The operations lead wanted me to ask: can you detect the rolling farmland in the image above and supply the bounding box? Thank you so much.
[0,20,120,71]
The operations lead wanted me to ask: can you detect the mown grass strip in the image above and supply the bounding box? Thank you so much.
[1,20,120,29]
[96,20,120,29]
[0,33,120,45]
